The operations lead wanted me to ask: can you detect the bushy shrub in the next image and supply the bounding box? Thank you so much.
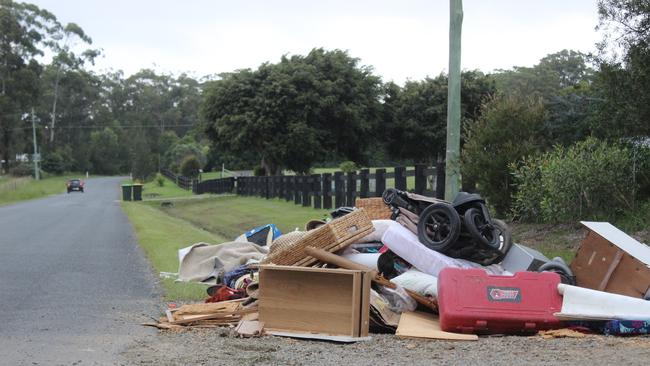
[339,161,358,173]
[461,95,548,215]
[512,137,635,222]
[180,155,201,178]
[41,151,67,175]
[9,163,34,177]
[155,173,165,187]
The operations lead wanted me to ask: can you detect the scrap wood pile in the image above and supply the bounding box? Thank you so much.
[144,300,258,331]
[147,188,650,341]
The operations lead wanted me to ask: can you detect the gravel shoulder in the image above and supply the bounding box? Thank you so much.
[122,328,650,366]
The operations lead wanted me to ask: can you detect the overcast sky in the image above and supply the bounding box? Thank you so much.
[28,0,601,84]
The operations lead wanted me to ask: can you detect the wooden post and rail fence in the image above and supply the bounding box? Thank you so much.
[162,163,446,210]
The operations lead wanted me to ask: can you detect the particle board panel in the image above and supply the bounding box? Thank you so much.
[259,265,369,337]
[360,270,372,337]
[571,229,650,298]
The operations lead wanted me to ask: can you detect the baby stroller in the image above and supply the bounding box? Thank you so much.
[382,188,512,265]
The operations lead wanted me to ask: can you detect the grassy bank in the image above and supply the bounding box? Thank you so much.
[153,195,329,240]
[0,174,85,206]
[123,195,328,301]
[122,201,227,300]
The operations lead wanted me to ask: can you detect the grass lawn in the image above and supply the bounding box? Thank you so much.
[152,195,330,240]
[122,201,227,300]
[0,173,86,206]
[200,171,235,180]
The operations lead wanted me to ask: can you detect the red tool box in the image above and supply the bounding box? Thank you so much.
[437,268,563,334]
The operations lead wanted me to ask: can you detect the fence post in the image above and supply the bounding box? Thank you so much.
[394,166,407,191]
[294,176,301,204]
[283,176,290,201]
[346,171,357,206]
[301,175,310,207]
[375,168,386,197]
[334,172,344,208]
[265,176,271,199]
[415,164,426,194]
[287,175,296,201]
[322,173,332,210]
[359,169,369,198]
[312,174,322,209]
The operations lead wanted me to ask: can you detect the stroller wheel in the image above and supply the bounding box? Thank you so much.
[464,208,500,249]
[382,188,398,205]
[417,203,461,253]
[486,219,513,264]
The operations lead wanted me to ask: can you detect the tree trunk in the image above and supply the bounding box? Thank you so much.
[2,127,11,171]
[49,65,63,143]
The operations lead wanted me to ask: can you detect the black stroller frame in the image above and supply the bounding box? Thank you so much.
[382,188,513,265]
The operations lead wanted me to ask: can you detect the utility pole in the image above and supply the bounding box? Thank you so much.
[31,108,40,180]
[445,0,463,200]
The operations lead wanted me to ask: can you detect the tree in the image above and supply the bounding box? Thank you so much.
[202,48,382,175]
[492,50,594,100]
[382,71,495,164]
[0,0,58,166]
[46,22,98,143]
[163,135,206,173]
[595,0,650,139]
[89,127,121,174]
[180,154,201,178]
[461,95,548,215]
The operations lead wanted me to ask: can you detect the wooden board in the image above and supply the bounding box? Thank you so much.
[266,330,371,343]
[396,311,478,341]
[571,230,650,298]
[236,320,265,337]
[259,265,369,337]
[360,270,372,337]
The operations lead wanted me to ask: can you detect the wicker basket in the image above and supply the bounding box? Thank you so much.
[269,231,307,255]
[262,208,374,267]
[355,197,392,220]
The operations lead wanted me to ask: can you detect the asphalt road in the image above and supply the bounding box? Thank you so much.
[0,177,159,365]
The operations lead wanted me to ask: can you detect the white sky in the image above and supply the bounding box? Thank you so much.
[28,0,601,84]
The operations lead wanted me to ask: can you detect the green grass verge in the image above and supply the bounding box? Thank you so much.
[152,195,329,240]
[201,171,235,180]
[121,201,227,300]
[0,173,86,206]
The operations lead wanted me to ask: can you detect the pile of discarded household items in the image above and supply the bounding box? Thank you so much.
[145,189,650,341]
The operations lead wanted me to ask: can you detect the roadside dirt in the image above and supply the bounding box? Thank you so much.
[122,328,650,365]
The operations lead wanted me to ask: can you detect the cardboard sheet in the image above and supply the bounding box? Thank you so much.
[395,311,478,341]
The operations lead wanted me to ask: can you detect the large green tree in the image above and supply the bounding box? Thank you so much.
[595,0,650,139]
[0,0,58,167]
[461,95,548,215]
[202,48,382,175]
[382,70,495,164]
